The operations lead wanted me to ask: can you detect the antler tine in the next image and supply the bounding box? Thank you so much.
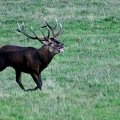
[47,28,50,39]
[53,23,64,38]
[30,26,38,38]
[53,18,58,29]
[17,22,45,41]
[31,24,50,40]
[43,18,63,38]
[17,21,25,32]
[40,18,47,28]
[43,18,58,37]
[55,18,58,25]
[39,28,46,38]
[40,28,50,40]
[21,21,24,31]
[17,23,22,32]
[40,18,57,38]
[44,18,52,29]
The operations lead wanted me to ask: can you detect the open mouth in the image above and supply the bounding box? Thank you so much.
[58,47,64,52]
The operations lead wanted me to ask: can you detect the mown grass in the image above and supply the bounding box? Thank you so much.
[0,0,120,120]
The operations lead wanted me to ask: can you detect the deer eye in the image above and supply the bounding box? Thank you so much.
[49,42,53,45]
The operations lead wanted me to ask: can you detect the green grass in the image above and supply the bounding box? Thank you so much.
[0,0,120,119]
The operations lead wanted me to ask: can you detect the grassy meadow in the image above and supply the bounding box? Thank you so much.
[0,0,120,119]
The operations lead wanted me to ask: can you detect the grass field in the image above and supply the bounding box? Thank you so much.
[0,0,120,119]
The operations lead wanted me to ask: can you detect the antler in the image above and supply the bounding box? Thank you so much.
[17,21,50,41]
[42,18,64,38]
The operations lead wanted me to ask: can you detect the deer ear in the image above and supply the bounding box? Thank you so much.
[41,40,47,45]
[41,38,50,45]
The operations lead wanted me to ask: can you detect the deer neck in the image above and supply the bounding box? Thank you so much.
[38,45,55,65]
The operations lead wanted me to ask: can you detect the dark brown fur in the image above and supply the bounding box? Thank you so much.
[0,20,64,91]
[0,42,64,91]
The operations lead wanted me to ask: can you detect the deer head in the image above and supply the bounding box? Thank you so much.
[17,19,64,54]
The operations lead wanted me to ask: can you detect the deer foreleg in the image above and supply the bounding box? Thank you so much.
[38,74,42,86]
[26,74,42,91]
[30,73,42,91]
[26,86,38,91]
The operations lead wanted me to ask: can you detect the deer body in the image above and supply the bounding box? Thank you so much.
[0,19,64,91]
[1,45,25,52]
[0,45,59,72]
[0,45,55,91]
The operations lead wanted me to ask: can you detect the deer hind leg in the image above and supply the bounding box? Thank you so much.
[0,58,6,71]
[15,70,26,91]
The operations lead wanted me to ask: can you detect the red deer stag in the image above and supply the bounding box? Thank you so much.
[0,19,64,91]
